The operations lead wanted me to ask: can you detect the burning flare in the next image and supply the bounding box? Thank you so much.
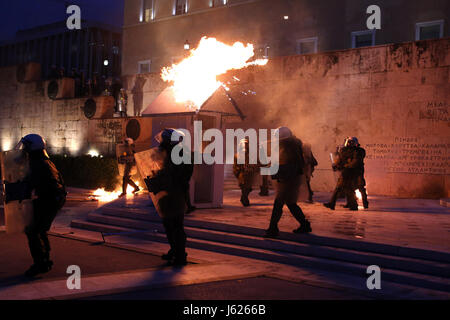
[92,182,141,202]
[161,37,268,109]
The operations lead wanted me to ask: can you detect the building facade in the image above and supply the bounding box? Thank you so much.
[0,20,122,80]
[122,0,449,75]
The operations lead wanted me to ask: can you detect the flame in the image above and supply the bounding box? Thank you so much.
[92,182,141,202]
[161,37,268,109]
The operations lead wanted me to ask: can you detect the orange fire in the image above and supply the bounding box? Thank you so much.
[355,190,363,201]
[161,37,268,109]
[92,182,141,202]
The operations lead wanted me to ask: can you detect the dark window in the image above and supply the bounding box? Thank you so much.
[143,0,153,22]
[419,24,442,40]
[175,0,187,15]
[298,41,316,54]
[212,0,225,7]
[354,33,373,48]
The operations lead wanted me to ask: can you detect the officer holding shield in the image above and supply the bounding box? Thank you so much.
[19,134,66,277]
[144,129,192,266]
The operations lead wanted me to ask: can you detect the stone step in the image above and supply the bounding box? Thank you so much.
[83,212,450,279]
[70,219,450,293]
[95,205,450,264]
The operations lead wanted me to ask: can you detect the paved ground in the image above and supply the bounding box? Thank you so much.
[0,233,167,287]
[100,189,450,253]
[84,276,365,300]
[1,187,449,300]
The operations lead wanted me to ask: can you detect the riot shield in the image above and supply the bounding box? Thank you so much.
[0,150,33,234]
[134,148,186,218]
[116,143,137,176]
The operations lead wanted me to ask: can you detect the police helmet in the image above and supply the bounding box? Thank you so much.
[274,126,292,140]
[20,134,46,152]
[344,136,357,147]
[351,136,360,146]
[154,128,185,146]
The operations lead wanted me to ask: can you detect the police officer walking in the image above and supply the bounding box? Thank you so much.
[343,137,369,209]
[20,134,66,277]
[302,142,318,203]
[233,138,258,206]
[145,129,191,266]
[118,138,140,197]
[324,137,361,211]
[264,127,312,237]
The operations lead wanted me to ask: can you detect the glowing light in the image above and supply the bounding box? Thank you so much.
[161,37,268,110]
[87,149,100,157]
[91,182,141,202]
[103,59,109,66]
[2,139,12,151]
[355,190,362,201]
[69,139,81,155]
[284,15,289,20]
[92,188,121,202]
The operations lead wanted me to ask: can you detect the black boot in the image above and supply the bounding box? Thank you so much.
[324,202,335,210]
[293,220,312,234]
[24,262,51,277]
[168,253,188,267]
[186,205,196,214]
[264,199,283,237]
[361,189,369,209]
[161,249,174,261]
[259,186,269,196]
[240,188,251,207]
[264,228,279,238]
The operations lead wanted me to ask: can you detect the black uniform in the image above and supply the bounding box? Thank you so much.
[26,150,66,273]
[348,146,368,209]
[183,151,195,214]
[145,143,191,265]
[120,145,139,195]
[266,136,312,236]
[326,146,360,210]
[233,148,258,207]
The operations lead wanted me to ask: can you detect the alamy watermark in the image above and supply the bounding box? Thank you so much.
[66,5,81,30]
[66,265,81,290]
[366,265,381,290]
[169,121,280,176]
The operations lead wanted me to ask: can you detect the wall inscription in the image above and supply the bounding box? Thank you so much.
[419,101,449,122]
[365,137,449,175]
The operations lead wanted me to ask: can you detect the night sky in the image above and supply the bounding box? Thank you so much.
[0,0,124,43]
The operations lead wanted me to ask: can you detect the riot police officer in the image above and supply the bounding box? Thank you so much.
[265,127,312,237]
[302,142,318,203]
[119,138,140,197]
[324,137,360,211]
[20,134,66,277]
[233,138,258,206]
[145,129,191,266]
[343,137,369,209]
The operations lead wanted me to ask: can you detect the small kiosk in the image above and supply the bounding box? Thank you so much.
[140,86,244,209]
